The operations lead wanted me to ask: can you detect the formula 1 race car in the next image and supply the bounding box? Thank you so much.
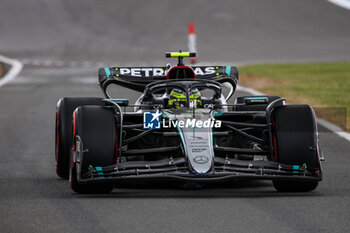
[55,52,323,194]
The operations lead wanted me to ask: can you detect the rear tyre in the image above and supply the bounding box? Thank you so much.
[55,97,103,179]
[70,106,116,194]
[271,105,321,192]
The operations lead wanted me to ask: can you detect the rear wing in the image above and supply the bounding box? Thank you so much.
[98,65,238,92]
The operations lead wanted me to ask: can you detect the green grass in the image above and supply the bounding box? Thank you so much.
[238,62,350,131]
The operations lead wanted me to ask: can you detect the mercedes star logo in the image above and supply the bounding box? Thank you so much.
[193,156,209,164]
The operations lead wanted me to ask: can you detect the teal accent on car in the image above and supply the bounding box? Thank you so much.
[293,165,300,175]
[213,112,223,117]
[225,66,231,75]
[104,67,111,77]
[246,97,268,100]
[176,125,186,147]
[96,166,104,177]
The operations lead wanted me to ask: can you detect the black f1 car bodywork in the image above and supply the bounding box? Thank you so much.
[55,52,323,193]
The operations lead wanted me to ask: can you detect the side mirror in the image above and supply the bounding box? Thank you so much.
[106,99,129,106]
[244,97,268,105]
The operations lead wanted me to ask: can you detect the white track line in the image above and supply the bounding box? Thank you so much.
[0,55,23,88]
[236,85,350,142]
[317,119,350,141]
[328,0,350,10]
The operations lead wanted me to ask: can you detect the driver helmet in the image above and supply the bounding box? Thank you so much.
[168,88,202,109]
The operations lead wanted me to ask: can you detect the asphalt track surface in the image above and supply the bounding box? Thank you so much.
[1,1,350,233]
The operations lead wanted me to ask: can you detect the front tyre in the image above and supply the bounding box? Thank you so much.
[272,180,319,192]
[55,97,103,179]
[70,106,116,194]
[271,105,321,192]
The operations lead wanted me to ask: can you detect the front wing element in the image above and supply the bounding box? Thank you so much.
[75,157,322,184]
